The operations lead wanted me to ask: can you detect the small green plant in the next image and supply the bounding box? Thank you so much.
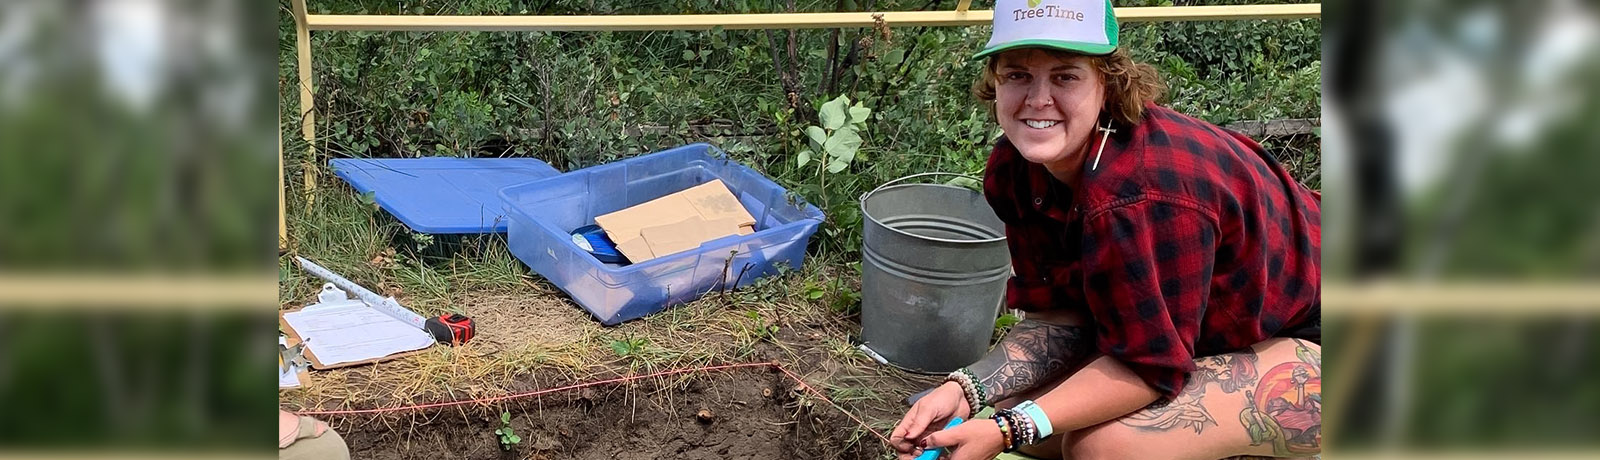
[744,309,779,341]
[995,312,1022,331]
[796,94,872,227]
[992,313,1017,338]
[802,281,826,300]
[494,411,520,451]
[357,190,378,209]
[609,335,649,358]
[789,94,878,255]
[827,277,861,314]
[410,232,435,254]
[993,312,1023,341]
[798,94,871,176]
[799,271,860,314]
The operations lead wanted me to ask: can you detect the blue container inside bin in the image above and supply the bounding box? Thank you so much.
[499,143,825,325]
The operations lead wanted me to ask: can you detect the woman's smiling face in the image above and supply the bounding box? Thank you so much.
[992,48,1106,174]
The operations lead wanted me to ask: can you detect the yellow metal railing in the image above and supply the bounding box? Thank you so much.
[0,274,275,310]
[10,279,1600,314]
[301,4,1318,32]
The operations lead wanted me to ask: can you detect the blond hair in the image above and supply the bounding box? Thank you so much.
[971,48,1165,128]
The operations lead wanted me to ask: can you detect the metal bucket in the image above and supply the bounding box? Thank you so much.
[859,173,1010,374]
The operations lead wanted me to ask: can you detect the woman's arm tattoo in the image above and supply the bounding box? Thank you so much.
[966,320,1093,405]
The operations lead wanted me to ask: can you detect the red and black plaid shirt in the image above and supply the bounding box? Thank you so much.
[983,103,1321,399]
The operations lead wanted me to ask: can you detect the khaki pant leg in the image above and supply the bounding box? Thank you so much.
[280,416,350,460]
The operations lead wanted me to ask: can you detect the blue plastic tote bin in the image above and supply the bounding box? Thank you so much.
[499,144,824,325]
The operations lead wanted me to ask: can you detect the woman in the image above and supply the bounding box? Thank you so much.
[887,0,1321,459]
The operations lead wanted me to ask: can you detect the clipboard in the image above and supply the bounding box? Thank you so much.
[278,295,433,370]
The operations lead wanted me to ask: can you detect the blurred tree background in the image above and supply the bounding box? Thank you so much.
[0,0,277,454]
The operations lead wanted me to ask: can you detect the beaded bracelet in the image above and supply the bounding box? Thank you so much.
[958,367,988,405]
[1020,411,1037,445]
[1014,400,1054,442]
[944,370,982,412]
[1008,411,1026,450]
[1004,412,1017,450]
[1004,409,1029,452]
[995,413,1015,452]
[1005,410,1017,451]
[1003,407,1038,446]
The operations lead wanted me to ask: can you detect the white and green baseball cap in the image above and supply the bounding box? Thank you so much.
[974,0,1119,59]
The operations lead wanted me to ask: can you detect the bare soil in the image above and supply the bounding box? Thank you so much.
[332,368,885,460]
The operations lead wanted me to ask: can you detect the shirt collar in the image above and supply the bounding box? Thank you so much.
[997,137,1076,222]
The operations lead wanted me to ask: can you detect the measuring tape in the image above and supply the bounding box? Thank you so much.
[424,313,476,345]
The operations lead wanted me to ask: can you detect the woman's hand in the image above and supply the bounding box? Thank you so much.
[920,418,1006,460]
[890,382,972,459]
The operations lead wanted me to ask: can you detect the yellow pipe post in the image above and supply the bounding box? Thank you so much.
[279,106,287,251]
[293,0,317,206]
[1321,313,1382,446]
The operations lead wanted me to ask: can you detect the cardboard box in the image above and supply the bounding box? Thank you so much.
[595,179,756,263]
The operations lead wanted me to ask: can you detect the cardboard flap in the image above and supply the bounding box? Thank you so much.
[595,180,757,263]
[614,237,657,262]
[683,185,756,227]
[638,216,748,258]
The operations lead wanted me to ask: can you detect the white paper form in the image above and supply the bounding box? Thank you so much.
[281,286,434,367]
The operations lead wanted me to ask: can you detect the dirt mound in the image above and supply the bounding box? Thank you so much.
[332,369,885,460]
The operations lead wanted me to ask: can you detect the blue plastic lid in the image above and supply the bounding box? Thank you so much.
[330,157,562,234]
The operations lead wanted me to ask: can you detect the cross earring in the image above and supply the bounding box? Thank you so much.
[1090,119,1116,171]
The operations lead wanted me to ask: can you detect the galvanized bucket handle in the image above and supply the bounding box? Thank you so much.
[860,172,982,203]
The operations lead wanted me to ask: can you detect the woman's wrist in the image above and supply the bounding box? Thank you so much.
[939,381,973,416]
[944,368,986,414]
